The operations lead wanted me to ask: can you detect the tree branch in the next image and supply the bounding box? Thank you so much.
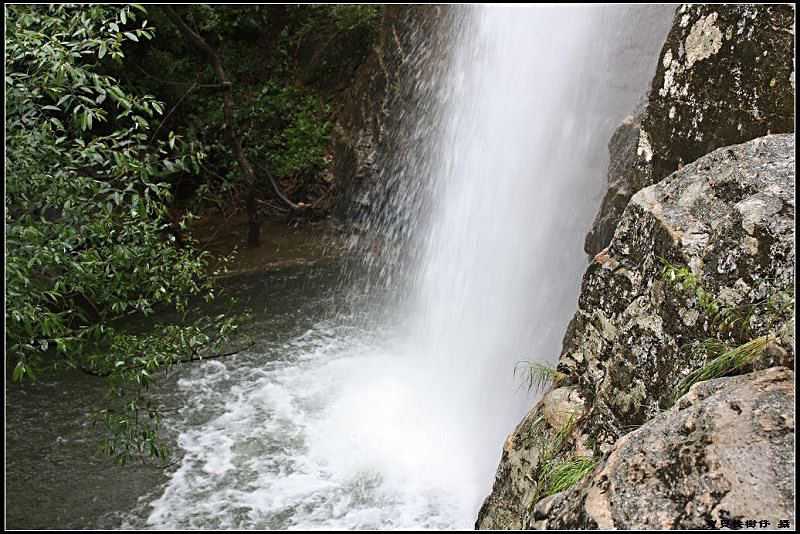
[78,340,256,377]
[160,5,261,247]
[248,156,306,211]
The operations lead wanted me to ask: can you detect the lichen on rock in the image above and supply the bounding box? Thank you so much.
[539,367,795,529]
[585,3,795,257]
[684,12,723,68]
[477,133,795,529]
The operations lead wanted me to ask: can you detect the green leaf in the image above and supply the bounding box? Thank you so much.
[12,361,25,382]
[5,1,237,468]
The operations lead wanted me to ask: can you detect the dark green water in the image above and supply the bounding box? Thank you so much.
[6,261,352,529]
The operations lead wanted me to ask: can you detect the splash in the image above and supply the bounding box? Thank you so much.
[137,5,673,529]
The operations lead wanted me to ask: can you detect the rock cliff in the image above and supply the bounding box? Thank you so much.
[585,4,795,256]
[477,133,795,529]
[330,5,449,221]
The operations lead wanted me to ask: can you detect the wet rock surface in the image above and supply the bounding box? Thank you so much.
[584,102,647,258]
[477,133,795,529]
[567,134,795,449]
[585,4,795,256]
[330,6,448,220]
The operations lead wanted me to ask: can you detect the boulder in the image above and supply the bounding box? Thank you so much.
[566,133,795,450]
[539,367,795,529]
[585,4,795,256]
[477,133,795,529]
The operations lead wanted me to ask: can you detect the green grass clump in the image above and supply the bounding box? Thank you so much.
[531,411,578,504]
[514,360,565,393]
[538,456,601,498]
[669,334,772,407]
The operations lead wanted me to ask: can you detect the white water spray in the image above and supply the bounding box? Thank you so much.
[137,5,673,529]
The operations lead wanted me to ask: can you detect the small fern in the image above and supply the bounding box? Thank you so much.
[660,259,795,343]
[660,258,747,338]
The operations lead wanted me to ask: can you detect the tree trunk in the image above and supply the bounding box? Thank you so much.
[160,5,261,247]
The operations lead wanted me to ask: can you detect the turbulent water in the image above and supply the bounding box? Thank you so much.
[6,5,674,530]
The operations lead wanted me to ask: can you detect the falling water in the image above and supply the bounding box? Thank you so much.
[111,5,674,530]
[332,4,676,521]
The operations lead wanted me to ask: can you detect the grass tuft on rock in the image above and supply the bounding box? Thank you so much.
[531,411,579,504]
[539,455,601,498]
[514,360,565,393]
[669,334,772,407]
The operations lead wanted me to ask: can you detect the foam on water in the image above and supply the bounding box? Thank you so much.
[129,5,673,529]
[134,319,480,529]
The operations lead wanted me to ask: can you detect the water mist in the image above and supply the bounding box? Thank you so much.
[138,5,674,529]
[340,4,675,522]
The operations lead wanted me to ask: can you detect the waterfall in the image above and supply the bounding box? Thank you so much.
[138,5,673,529]
[340,4,675,520]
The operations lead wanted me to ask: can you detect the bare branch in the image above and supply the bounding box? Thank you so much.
[248,156,306,211]
[160,5,261,247]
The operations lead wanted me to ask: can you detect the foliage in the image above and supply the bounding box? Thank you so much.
[240,81,333,183]
[287,4,379,53]
[659,258,793,407]
[668,335,772,407]
[6,4,238,465]
[514,360,565,393]
[330,5,380,33]
[121,4,375,213]
[538,455,600,498]
[181,4,263,40]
